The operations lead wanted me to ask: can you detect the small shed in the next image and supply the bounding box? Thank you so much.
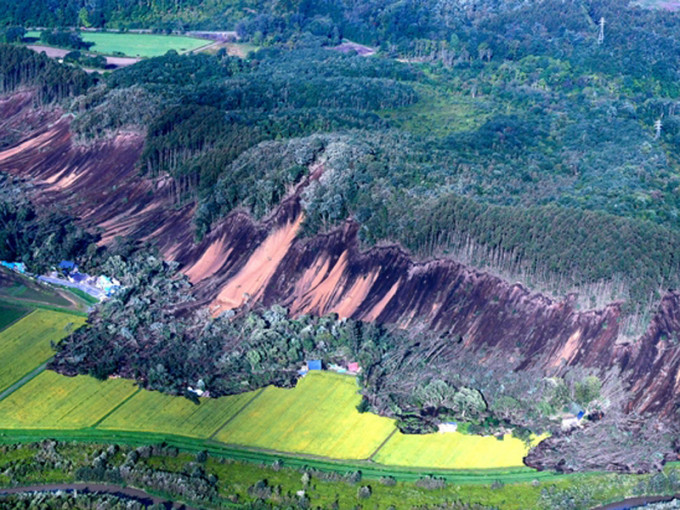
[307,360,322,371]
[59,260,77,272]
[70,272,88,283]
[347,362,360,373]
[438,422,458,433]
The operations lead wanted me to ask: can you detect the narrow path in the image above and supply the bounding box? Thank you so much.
[368,428,398,461]
[92,388,142,428]
[208,388,265,440]
[0,361,48,402]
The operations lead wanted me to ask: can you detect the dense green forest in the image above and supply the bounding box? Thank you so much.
[0,174,97,273]
[60,18,680,309]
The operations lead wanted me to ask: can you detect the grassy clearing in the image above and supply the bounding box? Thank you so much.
[0,371,137,429]
[0,269,73,309]
[382,82,494,137]
[373,429,535,470]
[26,31,208,57]
[98,388,256,438]
[202,41,259,58]
[216,371,395,459]
[0,302,30,332]
[0,310,85,393]
[59,286,99,305]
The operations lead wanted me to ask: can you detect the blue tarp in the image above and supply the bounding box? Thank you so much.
[308,360,322,371]
[577,411,585,420]
[59,260,76,271]
[0,261,26,274]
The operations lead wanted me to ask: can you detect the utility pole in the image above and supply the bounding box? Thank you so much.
[598,17,605,45]
[655,117,663,140]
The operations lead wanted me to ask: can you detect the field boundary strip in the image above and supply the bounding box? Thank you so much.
[0,305,32,333]
[208,388,266,440]
[0,361,49,403]
[0,298,87,317]
[92,388,142,428]
[368,428,398,461]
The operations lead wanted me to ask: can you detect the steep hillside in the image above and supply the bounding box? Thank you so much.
[2,91,680,435]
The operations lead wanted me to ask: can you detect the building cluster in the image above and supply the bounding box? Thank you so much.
[0,258,122,302]
[297,360,361,377]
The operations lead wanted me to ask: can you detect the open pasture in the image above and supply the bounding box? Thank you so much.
[0,371,136,429]
[215,371,395,459]
[98,387,256,438]
[373,430,533,470]
[26,31,208,57]
[0,309,85,392]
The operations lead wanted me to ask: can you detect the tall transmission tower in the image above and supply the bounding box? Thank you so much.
[655,118,663,140]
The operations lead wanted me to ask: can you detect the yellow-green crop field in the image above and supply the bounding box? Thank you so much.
[215,372,394,459]
[98,387,256,438]
[0,309,85,392]
[0,362,539,470]
[373,430,533,469]
[216,371,395,459]
[0,371,136,429]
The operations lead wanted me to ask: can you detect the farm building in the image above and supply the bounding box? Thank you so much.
[329,363,348,373]
[0,261,26,274]
[438,422,458,433]
[347,362,360,373]
[561,403,586,430]
[308,360,322,371]
[59,260,77,272]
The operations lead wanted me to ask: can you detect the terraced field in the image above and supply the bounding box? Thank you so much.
[215,371,395,459]
[98,387,257,438]
[0,310,85,393]
[373,430,534,469]
[0,371,137,429]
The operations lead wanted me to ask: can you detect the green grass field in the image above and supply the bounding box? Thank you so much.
[98,387,256,438]
[373,430,533,469]
[0,371,136,429]
[215,371,395,459]
[0,302,30,332]
[26,31,208,57]
[0,309,85,393]
[0,269,73,308]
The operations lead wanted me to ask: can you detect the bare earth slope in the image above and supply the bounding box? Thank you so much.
[0,92,678,427]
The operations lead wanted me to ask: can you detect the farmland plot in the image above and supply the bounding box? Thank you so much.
[98,388,256,438]
[0,310,85,392]
[373,430,533,469]
[0,302,30,332]
[215,371,395,459]
[0,371,136,429]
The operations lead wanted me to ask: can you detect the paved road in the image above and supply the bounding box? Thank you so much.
[38,276,104,300]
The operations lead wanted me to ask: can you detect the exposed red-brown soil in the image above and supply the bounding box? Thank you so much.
[1,92,680,421]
